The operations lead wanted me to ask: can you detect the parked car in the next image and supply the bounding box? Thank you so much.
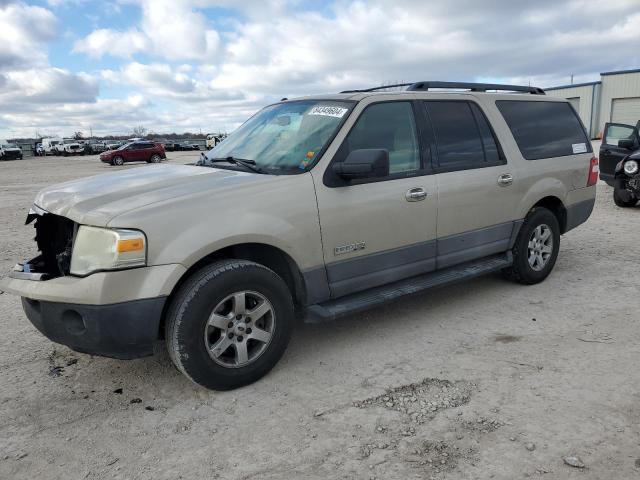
[599,121,640,207]
[99,141,166,166]
[180,141,201,151]
[83,140,107,154]
[105,141,124,150]
[41,138,62,155]
[55,138,84,156]
[206,133,227,149]
[0,81,597,391]
[0,140,23,160]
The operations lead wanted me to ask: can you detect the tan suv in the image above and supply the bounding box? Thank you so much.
[0,81,598,390]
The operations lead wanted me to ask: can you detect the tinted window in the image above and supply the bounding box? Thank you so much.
[339,102,420,175]
[470,103,501,164]
[425,101,485,170]
[604,124,636,147]
[497,100,591,160]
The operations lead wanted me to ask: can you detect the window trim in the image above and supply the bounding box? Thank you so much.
[422,99,507,174]
[496,99,592,161]
[323,99,434,188]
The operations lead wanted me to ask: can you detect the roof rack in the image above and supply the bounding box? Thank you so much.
[340,81,545,95]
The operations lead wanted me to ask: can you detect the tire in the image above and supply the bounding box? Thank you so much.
[502,207,560,285]
[613,187,637,208]
[149,154,162,163]
[165,259,294,390]
[112,156,124,166]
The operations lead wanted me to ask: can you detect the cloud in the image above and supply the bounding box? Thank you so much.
[4,0,640,138]
[0,68,98,105]
[73,28,149,59]
[0,2,57,69]
[73,0,220,61]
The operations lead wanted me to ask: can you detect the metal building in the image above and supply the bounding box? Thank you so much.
[546,68,640,139]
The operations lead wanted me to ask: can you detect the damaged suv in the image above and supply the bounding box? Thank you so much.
[0,82,597,390]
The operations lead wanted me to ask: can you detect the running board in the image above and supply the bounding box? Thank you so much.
[305,253,512,323]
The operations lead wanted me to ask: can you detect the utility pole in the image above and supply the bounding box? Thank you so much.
[570,74,574,85]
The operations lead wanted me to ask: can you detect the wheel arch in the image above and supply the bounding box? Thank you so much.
[526,195,568,234]
[159,242,308,338]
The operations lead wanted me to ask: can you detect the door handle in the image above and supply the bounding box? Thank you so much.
[497,174,513,186]
[406,187,428,202]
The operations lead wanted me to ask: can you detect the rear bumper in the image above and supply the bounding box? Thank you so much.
[565,197,595,232]
[22,297,165,359]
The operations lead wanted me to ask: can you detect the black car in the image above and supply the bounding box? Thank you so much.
[599,121,640,207]
[180,142,200,151]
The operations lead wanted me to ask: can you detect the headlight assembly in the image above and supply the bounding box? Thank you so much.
[70,226,146,276]
[624,160,639,175]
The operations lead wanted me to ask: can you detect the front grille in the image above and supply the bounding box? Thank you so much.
[29,214,76,277]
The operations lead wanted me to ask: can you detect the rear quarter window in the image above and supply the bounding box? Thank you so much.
[496,100,591,160]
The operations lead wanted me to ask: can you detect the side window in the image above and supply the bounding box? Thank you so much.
[425,101,488,170]
[496,100,591,160]
[470,103,501,164]
[604,124,636,147]
[339,102,420,175]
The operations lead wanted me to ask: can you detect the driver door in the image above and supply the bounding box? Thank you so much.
[312,100,438,299]
[600,123,640,184]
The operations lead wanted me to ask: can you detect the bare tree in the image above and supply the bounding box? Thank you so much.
[73,131,84,140]
[132,125,147,137]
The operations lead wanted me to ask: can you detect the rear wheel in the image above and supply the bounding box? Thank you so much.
[112,156,124,166]
[165,259,294,390]
[149,154,162,163]
[613,187,637,208]
[503,207,560,285]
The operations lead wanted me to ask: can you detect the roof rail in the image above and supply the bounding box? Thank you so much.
[407,81,545,94]
[340,81,545,95]
[340,83,413,93]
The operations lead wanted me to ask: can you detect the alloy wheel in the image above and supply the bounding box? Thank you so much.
[527,224,553,271]
[204,291,275,368]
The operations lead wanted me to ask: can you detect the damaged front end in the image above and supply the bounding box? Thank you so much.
[14,206,76,280]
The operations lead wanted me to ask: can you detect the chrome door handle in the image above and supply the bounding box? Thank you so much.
[406,187,427,202]
[497,174,513,186]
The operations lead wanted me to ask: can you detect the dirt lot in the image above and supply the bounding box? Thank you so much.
[1,150,639,480]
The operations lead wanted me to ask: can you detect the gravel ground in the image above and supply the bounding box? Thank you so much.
[1,149,639,480]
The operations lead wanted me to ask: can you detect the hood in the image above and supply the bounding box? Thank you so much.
[3,147,20,152]
[33,164,274,226]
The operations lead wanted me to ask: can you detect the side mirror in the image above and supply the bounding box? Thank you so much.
[332,149,389,180]
[619,139,635,150]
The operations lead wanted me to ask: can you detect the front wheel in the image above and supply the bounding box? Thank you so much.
[503,207,560,285]
[165,260,294,390]
[613,187,637,208]
[111,156,124,166]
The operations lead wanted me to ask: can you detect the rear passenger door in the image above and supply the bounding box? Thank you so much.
[424,100,519,269]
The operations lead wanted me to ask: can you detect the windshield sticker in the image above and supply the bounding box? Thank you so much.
[572,143,587,154]
[308,106,348,118]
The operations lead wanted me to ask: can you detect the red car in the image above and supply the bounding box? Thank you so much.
[100,141,166,166]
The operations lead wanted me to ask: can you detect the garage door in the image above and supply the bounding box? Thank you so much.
[611,97,640,125]
[568,97,580,114]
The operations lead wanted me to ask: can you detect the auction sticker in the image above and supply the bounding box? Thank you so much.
[308,106,348,118]
[572,143,587,154]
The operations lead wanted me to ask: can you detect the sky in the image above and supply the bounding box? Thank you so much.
[0,0,639,139]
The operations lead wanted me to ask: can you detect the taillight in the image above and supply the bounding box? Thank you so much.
[587,156,599,186]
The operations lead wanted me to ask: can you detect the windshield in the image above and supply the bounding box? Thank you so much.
[203,100,353,173]
[117,142,133,150]
[63,139,76,144]
[2,143,17,148]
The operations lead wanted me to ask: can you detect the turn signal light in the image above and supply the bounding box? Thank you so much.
[117,238,145,253]
[587,156,599,186]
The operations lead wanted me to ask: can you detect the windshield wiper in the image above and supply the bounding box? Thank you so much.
[207,156,267,174]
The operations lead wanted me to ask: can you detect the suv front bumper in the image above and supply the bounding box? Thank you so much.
[22,297,165,359]
[0,264,186,359]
